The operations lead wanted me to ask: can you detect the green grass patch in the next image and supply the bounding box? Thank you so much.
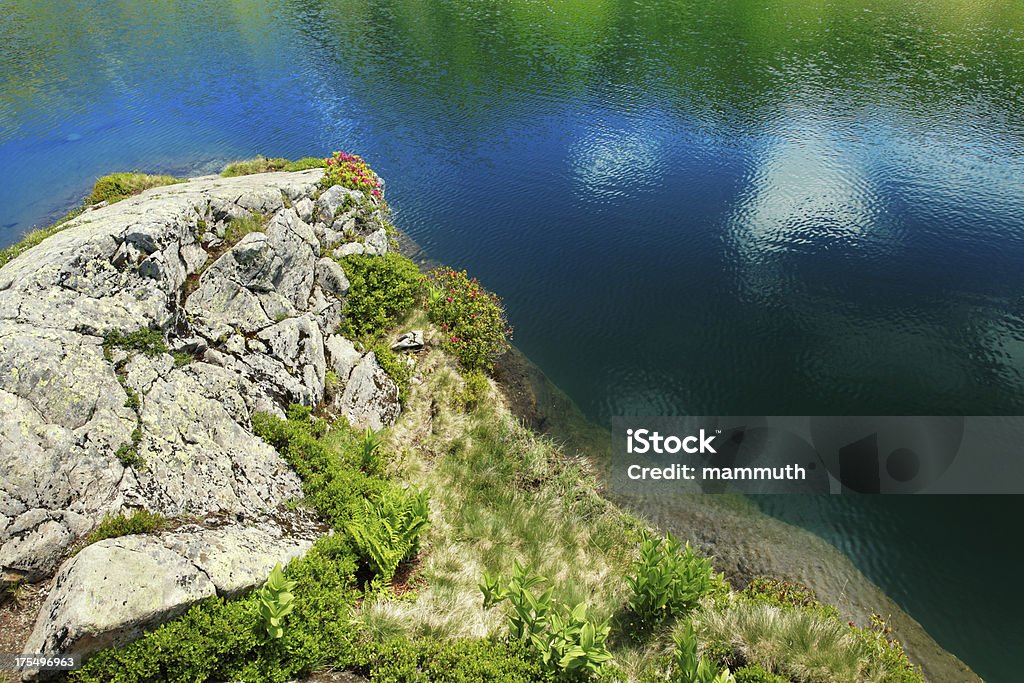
[88,172,183,205]
[102,327,169,359]
[697,601,923,683]
[221,156,326,177]
[224,213,268,245]
[0,206,85,269]
[0,172,182,270]
[83,510,167,547]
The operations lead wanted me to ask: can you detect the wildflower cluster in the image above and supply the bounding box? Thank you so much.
[426,267,511,371]
[323,151,382,199]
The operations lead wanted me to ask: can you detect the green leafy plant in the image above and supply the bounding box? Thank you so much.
[673,622,734,683]
[347,487,431,582]
[257,563,297,640]
[481,561,613,679]
[425,267,511,371]
[339,252,422,340]
[359,427,386,475]
[627,532,715,628]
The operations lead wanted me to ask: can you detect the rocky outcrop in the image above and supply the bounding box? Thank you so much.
[0,169,403,667]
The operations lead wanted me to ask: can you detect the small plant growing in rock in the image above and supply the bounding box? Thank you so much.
[425,267,511,372]
[224,213,267,245]
[103,327,168,359]
[83,509,167,547]
[323,151,382,199]
[257,563,296,640]
[115,428,144,468]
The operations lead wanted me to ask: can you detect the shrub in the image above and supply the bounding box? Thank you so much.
[323,151,382,199]
[251,410,388,530]
[103,327,168,358]
[83,510,166,546]
[339,253,422,339]
[626,532,716,628]
[88,172,182,205]
[353,637,551,683]
[741,578,838,620]
[69,534,361,683]
[481,561,613,679]
[425,267,511,371]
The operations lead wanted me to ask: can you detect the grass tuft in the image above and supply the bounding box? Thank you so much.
[221,155,326,177]
[83,510,167,547]
[88,172,183,205]
[224,213,268,245]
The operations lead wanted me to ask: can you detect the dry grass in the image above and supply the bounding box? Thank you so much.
[358,344,646,655]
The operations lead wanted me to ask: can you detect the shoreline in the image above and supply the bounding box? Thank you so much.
[493,346,982,682]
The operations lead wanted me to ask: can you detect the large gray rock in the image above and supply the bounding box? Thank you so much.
[325,334,362,382]
[24,536,216,672]
[316,184,363,222]
[337,352,401,431]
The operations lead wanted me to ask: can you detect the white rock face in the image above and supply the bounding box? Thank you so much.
[0,169,402,585]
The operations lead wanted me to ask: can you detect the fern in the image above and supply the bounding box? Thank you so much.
[347,487,430,581]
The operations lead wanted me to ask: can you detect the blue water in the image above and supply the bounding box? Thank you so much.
[3,0,1024,678]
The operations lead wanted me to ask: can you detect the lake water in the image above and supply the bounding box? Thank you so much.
[2,0,1023,678]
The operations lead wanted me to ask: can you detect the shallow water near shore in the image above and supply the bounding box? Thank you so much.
[3,0,1024,678]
